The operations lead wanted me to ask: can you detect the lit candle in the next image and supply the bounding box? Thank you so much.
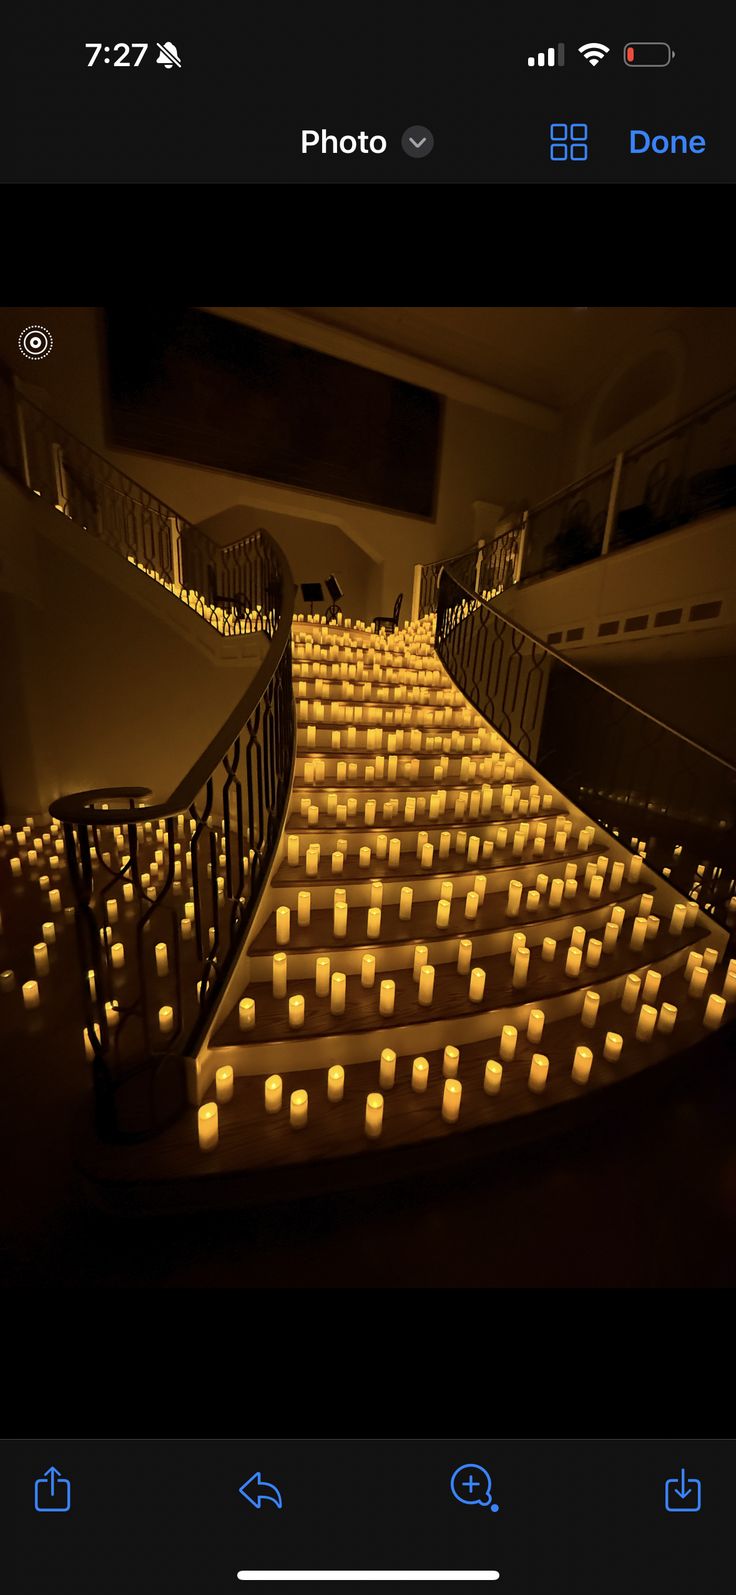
[646,916,660,940]
[331,971,346,1014]
[436,897,451,930]
[571,1045,593,1084]
[642,969,661,1005]
[418,964,435,1006]
[379,979,395,1016]
[609,860,624,891]
[542,936,556,963]
[684,949,702,982]
[689,964,708,998]
[198,1102,218,1151]
[629,854,643,882]
[506,879,522,917]
[48,888,62,913]
[723,962,736,1003]
[123,882,135,903]
[328,1065,345,1102]
[289,994,305,1028]
[512,946,529,988]
[111,941,125,970]
[41,923,54,946]
[528,1053,549,1093]
[603,922,619,955]
[296,890,311,928]
[331,849,344,875]
[155,941,169,976]
[526,889,541,913]
[276,906,290,946]
[315,955,331,997]
[390,838,403,868]
[306,845,319,877]
[270,951,287,998]
[604,1031,623,1062]
[10,858,22,878]
[586,938,602,968]
[457,938,472,975]
[571,926,586,949]
[399,886,413,921]
[639,892,655,919]
[636,1003,657,1042]
[370,880,383,909]
[379,1048,397,1088]
[500,1024,517,1061]
[565,946,582,978]
[367,906,381,940]
[581,989,599,1028]
[361,953,376,989]
[442,1078,462,1124]
[239,996,255,1029]
[333,900,348,938]
[33,942,49,976]
[549,878,564,909]
[411,1056,429,1092]
[589,874,604,900]
[469,966,486,1002]
[287,834,300,866]
[265,1073,282,1112]
[443,1044,460,1077]
[484,1059,503,1095]
[159,1004,174,1034]
[216,1064,234,1103]
[106,900,118,925]
[621,973,641,1012]
[1,970,16,993]
[290,1088,308,1128]
[22,979,40,1010]
[657,1002,677,1034]
[365,1091,384,1137]
[703,993,725,1030]
[527,1007,545,1043]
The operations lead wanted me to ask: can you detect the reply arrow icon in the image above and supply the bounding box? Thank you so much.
[239,1471,283,1509]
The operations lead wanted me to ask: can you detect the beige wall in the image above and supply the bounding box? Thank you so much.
[0,307,557,617]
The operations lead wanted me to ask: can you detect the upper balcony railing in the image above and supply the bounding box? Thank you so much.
[413,523,524,620]
[0,360,276,638]
[435,565,736,950]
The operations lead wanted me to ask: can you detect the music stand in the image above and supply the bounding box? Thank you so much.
[324,573,344,623]
[300,581,324,617]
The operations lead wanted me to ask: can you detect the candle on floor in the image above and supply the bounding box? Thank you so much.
[216,1064,234,1104]
[276,906,290,946]
[399,886,413,921]
[330,971,346,1014]
[315,956,330,997]
[565,945,582,978]
[469,966,486,1002]
[572,1045,593,1084]
[379,1047,397,1088]
[379,979,395,1016]
[110,941,125,970]
[365,1091,384,1137]
[580,989,599,1028]
[443,1044,460,1078]
[506,879,523,917]
[198,1102,218,1151]
[635,1003,657,1042]
[442,1078,462,1124]
[328,1065,344,1102]
[621,973,641,1012]
[48,888,62,913]
[527,1007,545,1043]
[290,1088,308,1128]
[272,952,288,998]
[412,1056,429,1092]
[703,993,725,1030]
[528,1053,549,1093]
[604,1031,623,1062]
[154,941,169,976]
[22,979,40,1010]
[418,964,435,1006]
[689,964,708,998]
[642,969,661,1005]
[484,1060,503,1095]
[630,916,648,951]
[265,1074,282,1113]
[657,1002,677,1034]
[289,994,305,1029]
[33,943,49,976]
[159,1004,174,1034]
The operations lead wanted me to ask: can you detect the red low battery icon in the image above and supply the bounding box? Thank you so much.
[624,42,675,66]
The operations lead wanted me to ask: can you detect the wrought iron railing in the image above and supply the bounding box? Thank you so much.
[49,531,295,1142]
[0,360,275,638]
[416,525,523,619]
[521,465,614,579]
[435,566,736,946]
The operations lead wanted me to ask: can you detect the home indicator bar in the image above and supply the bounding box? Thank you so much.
[235,1576,501,1584]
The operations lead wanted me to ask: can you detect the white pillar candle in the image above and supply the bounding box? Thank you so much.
[413,944,429,981]
[457,938,472,975]
[442,1078,462,1124]
[198,1101,218,1151]
[22,979,40,1009]
[586,938,602,968]
[290,1088,308,1128]
[265,1074,282,1113]
[106,899,119,925]
[288,994,305,1029]
[379,1047,397,1089]
[399,886,413,921]
[287,835,300,866]
[603,922,619,955]
[327,1065,344,1102]
[443,1044,460,1078]
[528,1053,549,1092]
[376,834,388,860]
[540,936,556,963]
[110,941,125,970]
[216,1064,234,1103]
[238,996,256,1030]
[684,900,699,927]
[610,905,626,928]
[639,892,655,918]
[439,831,451,859]
[722,963,736,1003]
[506,879,523,917]
[390,837,403,868]
[572,1045,593,1084]
[159,1004,174,1034]
[33,942,49,976]
[364,799,377,825]
[306,846,319,877]
[689,964,708,998]
[581,989,599,1028]
[464,890,479,921]
[570,926,586,949]
[609,860,624,890]
[361,953,376,989]
[367,906,381,940]
[628,854,643,881]
[500,1024,517,1061]
[657,1002,677,1034]
[469,966,486,1002]
[646,916,660,940]
[379,978,395,1016]
[276,906,290,946]
[684,949,702,982]
[123,882,135,903]
[621,973,641,1012]
[565,945,582,978]
[359,846,372,870]
[364,1091,384,1138]
[418,964,435,1006]
[330,971,346,1014]
[629,916,648,951]
[315,956,330,997]
[641,969,661,1005]
[1,970,15,993]
[48,888,62,913]
[411,1056,429,1092]
[331,850,344,876]
[152,941,168,976]
[370,880,383,909]
[702,947,719,971]
[484,1060,503,1095]
[526,889,541,913]
[527,1007,545,1043]
[272,952,288,998]
[297,890,311,928]
[604,1031,623,1062]
[635,1003,657,1042]
[333,900,348,939]
[703,993,725,1030]
[512,946,529,987]
[436,897,451,930]
[10,858,22,878]
[549,878,564,909]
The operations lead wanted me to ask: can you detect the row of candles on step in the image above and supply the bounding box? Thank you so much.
[293,783,550,829]
[296,676,460,706]
[302,725,494,755]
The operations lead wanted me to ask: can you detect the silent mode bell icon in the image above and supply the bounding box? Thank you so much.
[156,42,182,68]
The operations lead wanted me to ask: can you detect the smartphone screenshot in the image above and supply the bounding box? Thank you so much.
[6,5,736,181]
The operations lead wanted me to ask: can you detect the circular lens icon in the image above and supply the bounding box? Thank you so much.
[18,325,53,360]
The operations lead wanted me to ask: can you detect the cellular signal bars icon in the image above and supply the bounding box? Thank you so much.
[528,44,565,67]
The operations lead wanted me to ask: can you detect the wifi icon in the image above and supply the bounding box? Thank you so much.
[579,42,610,65]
